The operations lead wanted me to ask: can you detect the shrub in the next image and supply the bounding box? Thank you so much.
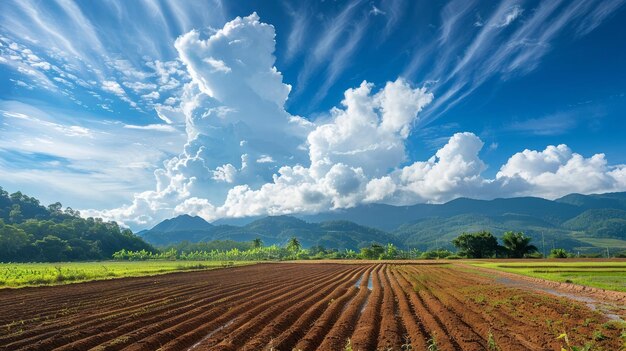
[549,248,570,258]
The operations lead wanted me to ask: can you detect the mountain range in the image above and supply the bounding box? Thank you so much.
[137,192,626,253]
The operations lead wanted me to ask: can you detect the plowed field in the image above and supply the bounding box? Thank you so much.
[0,263,622,350]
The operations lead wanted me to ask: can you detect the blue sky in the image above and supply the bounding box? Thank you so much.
[1,0,625,229]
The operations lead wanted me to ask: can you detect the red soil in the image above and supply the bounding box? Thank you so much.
[0,262,622,351]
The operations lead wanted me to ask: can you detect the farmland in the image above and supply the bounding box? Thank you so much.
[0,261,254,288]
[1,262,624,351]
[470,260,626,292]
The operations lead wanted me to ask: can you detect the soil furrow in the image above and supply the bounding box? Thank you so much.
[242,265,372,351]
[199,265,367,350]
[349,263,384,351]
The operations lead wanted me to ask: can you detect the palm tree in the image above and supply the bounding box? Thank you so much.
[252,238,263,249]
[286,236,301,253]
[502,231,538,258]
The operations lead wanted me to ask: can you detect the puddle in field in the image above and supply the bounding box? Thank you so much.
[367,275,374,290]
[496,277,623,321]
[355,274,364,288]
[187,318,237,350]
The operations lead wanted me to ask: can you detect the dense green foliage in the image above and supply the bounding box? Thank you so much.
[164,240,254,252]
[0,187,153,262]
[502,231,538,258]
[549,248,570,258]
[452,231,538,258]
[114,240,426,261]
[452,231,500,258]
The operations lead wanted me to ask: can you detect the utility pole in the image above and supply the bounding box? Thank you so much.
[541,232,546,258]
[606,247,610,259]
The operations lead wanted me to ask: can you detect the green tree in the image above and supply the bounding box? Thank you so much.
[35,235,71,262]
[502,231,538,258]
[452,231,499,258]
[0,222,30,261]
[8,204,23,224]
[252,237,263,249]
[549,248,570,258]
[359,244,385,260]
[380,243,399,259]
[286,236,301,252]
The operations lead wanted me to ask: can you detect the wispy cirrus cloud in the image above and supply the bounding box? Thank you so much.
[410,0,626,126]
[293,0,368,105]
[0,100,185,208]
[0,0,218,121]
[282,1,310,63]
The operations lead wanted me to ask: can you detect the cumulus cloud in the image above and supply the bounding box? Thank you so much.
[88,13,626,229]
[496,145,626,198]
[141,91,160,100]
[102,80,125,96]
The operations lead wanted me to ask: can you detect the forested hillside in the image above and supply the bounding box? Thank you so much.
[152,192,626,253]
[0,187,153,262]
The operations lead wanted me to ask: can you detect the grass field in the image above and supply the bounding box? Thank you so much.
[470,260,626,292]
[0,261,256,288]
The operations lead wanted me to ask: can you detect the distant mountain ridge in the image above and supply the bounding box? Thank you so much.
[151,214,214,232]
[139,215,399,250]
[140,192,626,252]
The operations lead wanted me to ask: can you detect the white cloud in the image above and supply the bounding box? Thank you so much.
[307,79,432,178]
[102,80,125,96]
[0,101,185,210]
[370,5,386,16]
[141,91,160,100]
[123,81,158,92]
[203,57,231,73]
[256,155,275,163]
[81,12,626,230]
[213,163,238,183]
[495,5,523,28]
[406,0,622,125]
[123,124,178,132]
[496,145,626,198]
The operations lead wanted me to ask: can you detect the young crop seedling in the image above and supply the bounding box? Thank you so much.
[427,335,439,351]
[344,338,353,351]
[557,332,593,351]
[401,335,413,350]
[487,331,500,351]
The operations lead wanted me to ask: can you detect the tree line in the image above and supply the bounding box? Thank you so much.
[114,230,618,261]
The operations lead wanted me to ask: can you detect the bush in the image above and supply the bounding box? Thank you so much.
[549,248,570,258]
[420,250,453,259]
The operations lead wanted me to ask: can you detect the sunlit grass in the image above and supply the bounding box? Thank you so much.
[470,261,626,292]
[0,261,256,288]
